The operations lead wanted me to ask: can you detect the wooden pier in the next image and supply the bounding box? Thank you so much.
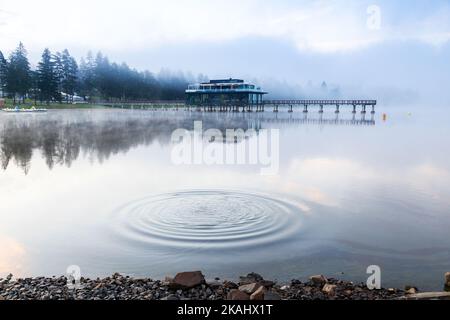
[104,99,377,114]
[261,100,377,114]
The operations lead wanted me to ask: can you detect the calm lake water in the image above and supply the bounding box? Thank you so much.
[1,106,449,291]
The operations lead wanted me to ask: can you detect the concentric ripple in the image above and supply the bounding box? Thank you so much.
[110,190,304,249]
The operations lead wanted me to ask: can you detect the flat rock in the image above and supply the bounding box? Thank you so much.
[310,275,328,286]
[403,292,450,300]
[250,286,266,300]
[169,271,205,289]
[227,289,250,300]
[238,283,262,294]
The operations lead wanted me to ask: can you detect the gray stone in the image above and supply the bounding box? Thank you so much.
[309,275,327,286]
[238,283,262,294]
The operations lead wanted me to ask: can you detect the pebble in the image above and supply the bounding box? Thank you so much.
[0,271,439,301]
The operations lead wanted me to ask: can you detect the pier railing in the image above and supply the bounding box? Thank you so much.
[262,100,377,106]
[102,99,377,114]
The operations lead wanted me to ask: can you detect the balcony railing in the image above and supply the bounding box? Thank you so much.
[186,88,266,93]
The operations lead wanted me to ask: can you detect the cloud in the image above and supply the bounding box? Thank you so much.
[1,0,450,55]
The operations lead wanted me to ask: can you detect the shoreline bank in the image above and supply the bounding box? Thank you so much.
[2,271,450,301]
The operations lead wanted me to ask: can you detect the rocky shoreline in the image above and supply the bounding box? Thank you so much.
[1,271,450,301]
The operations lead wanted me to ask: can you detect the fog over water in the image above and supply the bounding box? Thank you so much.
[1,106,449,291]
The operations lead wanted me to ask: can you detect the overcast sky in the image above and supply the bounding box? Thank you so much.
[1,0,450,102]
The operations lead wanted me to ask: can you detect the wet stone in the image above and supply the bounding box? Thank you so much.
[309,275,328,286]
[169,271,205,290]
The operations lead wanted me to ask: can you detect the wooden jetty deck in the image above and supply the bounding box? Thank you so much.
[103,99,377,114]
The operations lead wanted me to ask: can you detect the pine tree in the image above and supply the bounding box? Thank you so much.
[60,49,78,102]
[53,51,64,102]
[6,42,31,104]
[0,50,8,97]
[37,48,58,104]
[30,70,40,105]
[78,51,96,100]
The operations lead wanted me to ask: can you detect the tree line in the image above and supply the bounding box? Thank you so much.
[0,42,207,104]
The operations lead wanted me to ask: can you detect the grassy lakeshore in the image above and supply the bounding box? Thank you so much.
[1,98,105,109]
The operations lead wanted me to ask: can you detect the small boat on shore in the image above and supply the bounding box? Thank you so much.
[2,106,48,113]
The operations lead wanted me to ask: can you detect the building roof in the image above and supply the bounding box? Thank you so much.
[204,79,244,85]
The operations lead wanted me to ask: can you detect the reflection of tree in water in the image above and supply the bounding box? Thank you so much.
[1,123,34,174]
[0,113,250,173]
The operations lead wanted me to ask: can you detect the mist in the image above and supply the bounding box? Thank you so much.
[1,0,450,105]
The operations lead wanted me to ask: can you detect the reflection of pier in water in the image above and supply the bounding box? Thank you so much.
[244,112,376,130]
